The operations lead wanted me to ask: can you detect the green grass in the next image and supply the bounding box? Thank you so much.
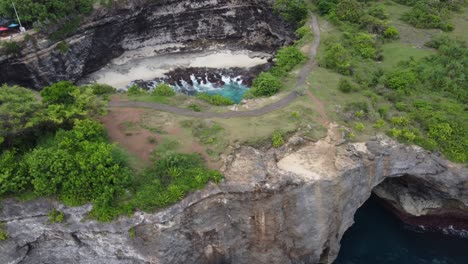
[380,43,435,70]
[448,6,468,43]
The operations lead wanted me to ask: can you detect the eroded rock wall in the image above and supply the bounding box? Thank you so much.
[1,127,466,264]
[0,0,294,89]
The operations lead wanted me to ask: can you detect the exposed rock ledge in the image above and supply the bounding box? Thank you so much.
[1,124,466,264]
[0,0,293,89]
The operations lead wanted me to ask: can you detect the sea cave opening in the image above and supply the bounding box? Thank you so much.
[334,175,468,264]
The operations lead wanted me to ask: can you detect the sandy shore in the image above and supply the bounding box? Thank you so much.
[80,45,271,89]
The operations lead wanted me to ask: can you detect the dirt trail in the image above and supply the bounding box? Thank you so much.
[109,13,327,121]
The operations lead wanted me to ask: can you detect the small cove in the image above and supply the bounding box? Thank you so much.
[80,46,271,102]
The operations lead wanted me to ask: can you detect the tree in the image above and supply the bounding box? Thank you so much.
[336,0,363,23]
[152,83,176,97]
[41,81,78,105]
[383,27,400,39]
[0,85,42,147]
[274,0,309,25]
[25,119,131,206]
[250,72,282,97]
[323,43,352,75]
[0,0,93,23]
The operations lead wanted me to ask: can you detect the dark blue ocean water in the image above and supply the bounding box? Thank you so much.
[334,195,468,264]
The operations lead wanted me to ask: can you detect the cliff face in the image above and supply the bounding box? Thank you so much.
[1,126,466,264]
[0,0,294,89]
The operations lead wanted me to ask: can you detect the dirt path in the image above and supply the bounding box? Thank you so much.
[110,13,326,120]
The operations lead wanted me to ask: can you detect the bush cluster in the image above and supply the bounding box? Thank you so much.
[197,93,235,106]
[132,153,223,211]
[152,83,176,97]
[249,72,283,97]
[1,82,225,221]
[273,0,309,25]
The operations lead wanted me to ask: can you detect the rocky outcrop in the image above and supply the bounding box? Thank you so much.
[0,0,294,89]
[1,125,466,264]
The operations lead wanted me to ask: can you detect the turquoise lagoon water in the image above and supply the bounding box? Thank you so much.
[334,195,468,264]
[172,75,249,104]
[203,82,249,103]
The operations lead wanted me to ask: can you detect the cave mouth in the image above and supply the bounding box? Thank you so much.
[335,175,468,263]
[334,193,468,264]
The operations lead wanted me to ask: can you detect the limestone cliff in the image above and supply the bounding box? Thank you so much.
[0,0,294,89]
[1,125,466,264]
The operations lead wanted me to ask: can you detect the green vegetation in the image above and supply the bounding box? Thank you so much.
[338,79,357,93]
[196,93,235,106]
[274,0,309,25]
[85,83,116,95]
[1,41,22,55]
[0,0,94,23]
[57,41,70,54]
[48,209,65,224]
[152,83,176,97]
[129,227,136,238]
[249,72,283,97]
[383,27,400,40]
[314,1,467,163]
[132,153,222,211]
[272,131,285,148]
[0,222,8,241]
[400,1,460,31]
[188,103,202,112]
[127,84,144,95]
[0,82,223,222]
[271,46,307,77]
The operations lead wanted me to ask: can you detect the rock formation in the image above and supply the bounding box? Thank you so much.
[0,0,294,89]
[1,125,466,264]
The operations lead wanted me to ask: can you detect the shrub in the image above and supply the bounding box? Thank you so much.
[197,93,234,106]
[129,227,136,238]
[188,103,202,112]
[345,33,378,59]
[295,25,311,39]
[0,150,29,196]
[390,116,410,127]
[273,0,309,25]
[336,0,363,23]
[367,5,388,20]
[0,223,8,241]
[152,83,175,97]
[1,41,22,55]
[250,72,282,97]
[41,81,78,105]
[87,83,116,95]
[322,43,352,75]
[127,84,144,95]
[272,131,284,148]
[383,27,400,39]
[48,209,65,223]
[354,122,365,131]
[133,153,223,211]
[385,70,417,92]
[374,119,386,129]
[317,0,335,15]
[57,41,69,53]
[338,79,355,93]
[25,119,132,210]
[272,46,306,76]
[360,15,388,34]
